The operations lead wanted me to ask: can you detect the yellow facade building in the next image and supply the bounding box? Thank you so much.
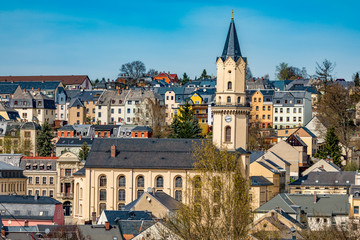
[249,90,274,129]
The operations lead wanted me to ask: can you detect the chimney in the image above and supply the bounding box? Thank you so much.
[38,88,41,92]
[252,77,255,82]
[35,152,38,157]
[32,87,34,91]
[111,145,116,158]
[261,77,264,80]
[50,153,54,157]
[30,152,33,157]
[313,192,317,204]
[105,221,110,231]
[24,220,29,227]
[91,135,93,140]
[118,89,121,95]
[79,135,82,140]
[1,228,5,237]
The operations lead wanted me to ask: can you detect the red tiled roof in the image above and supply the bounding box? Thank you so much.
[0,75,90,85]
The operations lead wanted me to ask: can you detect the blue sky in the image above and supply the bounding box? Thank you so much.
[1,0,360,81]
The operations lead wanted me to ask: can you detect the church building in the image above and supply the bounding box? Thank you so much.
[72,15,250,224]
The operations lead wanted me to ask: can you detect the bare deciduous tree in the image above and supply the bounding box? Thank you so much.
[164,141,252,239]
[119,60,146,86]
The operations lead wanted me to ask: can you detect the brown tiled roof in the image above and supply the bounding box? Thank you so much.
[0,75,89,85]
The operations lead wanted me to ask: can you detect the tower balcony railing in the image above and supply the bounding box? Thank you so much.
[214,102,250,107]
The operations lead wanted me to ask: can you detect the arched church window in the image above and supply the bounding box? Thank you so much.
[225,126,231,142]
[227,81,232,90]
[237,97,241,104]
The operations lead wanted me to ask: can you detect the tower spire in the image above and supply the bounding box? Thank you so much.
[221,14,242,61]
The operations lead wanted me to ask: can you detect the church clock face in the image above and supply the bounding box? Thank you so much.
[225,115,232,123]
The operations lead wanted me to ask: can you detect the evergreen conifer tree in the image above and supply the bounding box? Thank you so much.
[36,122,54,157]
[314,126,342,166]
[79,142,90,160]
[170,101,202,138]
[354,72,360,87]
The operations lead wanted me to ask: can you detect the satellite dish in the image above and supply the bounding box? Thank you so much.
[45,228,50,234]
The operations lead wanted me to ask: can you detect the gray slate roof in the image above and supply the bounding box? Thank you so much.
[290,171,356,186]
[220,18,242,61]
[85,138,206,169]
[0,161,22,170]
[56,137,93,147]
[102,210,152,224]
[0,195,61,204]
[250,176,274,186]
[255,193,350,217]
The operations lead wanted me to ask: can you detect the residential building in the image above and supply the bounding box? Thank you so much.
[349,185,360,219]
[68,98,86,125]
[0,104,19,121]
[55,137,93,157]
[248,89,274,128]
[267,140,308,178]
[250,176,274,209]
[305,116,327,146]
[10,89,56,125]
[289,171,355,194]
[250,209,305,239]
[272,91,312,129]
[0,75,92,90]
[153,72,179,84]
[285,133,309,168]
[0,195,64,226]
[20,156,57,197]
[56,151,84,221]
[122,191,181,218]
[131,126,153,138]
[301,159,341,176]
[0,84,22,103]
[0,161,26,195]
[250,160,285,196]
[57,124,91,138]
[55,87,69,122]
[254,193,350,231]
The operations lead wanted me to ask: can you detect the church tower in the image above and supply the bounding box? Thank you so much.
[212,14,250,152]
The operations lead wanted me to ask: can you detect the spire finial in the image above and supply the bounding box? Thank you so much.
[232,9,234,20]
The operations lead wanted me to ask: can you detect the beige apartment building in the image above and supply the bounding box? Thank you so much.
[68,98,86,125]
[0,161,27,195]
[20,156,57,197]
[250,176,274,210]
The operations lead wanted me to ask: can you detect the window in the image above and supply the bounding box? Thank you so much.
[285,100,288,104]
[99,189,107,201]
[225,126,231,142]
[128,101,132,105]
[28,177,32,184]
[98,112,101,117]
[35,177,39,184]
[99,203,106,213]
[99,176,107,187]
[175,176,182,188]
[118,176,126,187]
[137,176,144,187]
[227,97,231,103]
[77,112,80,117]
[268,106,271,111]
[299,108,302,113]
[297,100,301,104]
[280,117,283,122]
[275,108,278,113]
[42,190,46,196]
[156,176,164,188]
[293,117,296,121]
[118,109,121,113]
[227,81,232,90]
[50,177,54,184]
[262,115,265,120]
[49,190,54,198]
[276,100,280,104]
[118,189,125,201]
[258,98,261,102]
[286,117,289,122]
[127,108,130,113]
[28,190,32,195]
[65,169,72,176]
[267,115,270,119]
[256,106,259,111]
[286,108,290,113]
[299,117,302,122]
[254,98,257,102]
[42,177,47,184]
[275,117,278,122]
[280,108,283,113]
[24,131,31,137]
[175,190,182,202]
[137,190,144,199]
[354,206,359,214]
[262,106,265,111]
[293,108,296,113]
